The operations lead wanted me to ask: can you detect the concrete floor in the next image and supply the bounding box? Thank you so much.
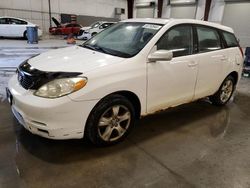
[0,77,249,188]
[1,39,250,188]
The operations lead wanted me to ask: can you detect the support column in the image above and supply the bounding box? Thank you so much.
[127,0,134,19]
[204,0,212,21]
[158,0,163,18]
[48,0,52,27]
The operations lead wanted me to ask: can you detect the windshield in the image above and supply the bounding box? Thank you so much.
[82,22,163,58]
[90,22,100,28]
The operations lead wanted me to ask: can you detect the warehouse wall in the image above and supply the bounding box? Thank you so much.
[208,0,225,23]
[0,0,127,33]
[134,0,158,18]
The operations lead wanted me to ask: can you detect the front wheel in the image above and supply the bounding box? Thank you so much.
[85,94,135,146]
[23,31,27,40]
[209,75,236,106]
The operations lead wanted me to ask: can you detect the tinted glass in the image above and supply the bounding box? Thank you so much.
[83,22,162,58]
[100,23,113,29]
[91,22,100,28]
[72,24,80,27]
[157,25,193,57]
[197,26,221,52]
[222,31,238,47]
[0,18,7,24]
[10,18,27,25]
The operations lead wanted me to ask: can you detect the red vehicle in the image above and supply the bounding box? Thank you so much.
[49,17,82,35]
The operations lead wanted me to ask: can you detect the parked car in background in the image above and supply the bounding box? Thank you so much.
[49,17,82,35]
[243,47,250,77]
[7,19,243,146]
[78,21,116,40]
[77,21,100,37]
[0,16,42,39]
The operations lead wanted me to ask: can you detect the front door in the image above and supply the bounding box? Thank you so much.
[147,25,198,113]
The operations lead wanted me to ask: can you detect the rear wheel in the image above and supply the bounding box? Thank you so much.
[209,75,236,106]
[85,94,135,146]
[23,31,27,40]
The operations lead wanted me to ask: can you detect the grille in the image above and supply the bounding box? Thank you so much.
[17,71,34,90]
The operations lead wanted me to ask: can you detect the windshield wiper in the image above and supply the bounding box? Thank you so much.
[82,44,97,51]
[83,44,111,54]
[81,44,131,58]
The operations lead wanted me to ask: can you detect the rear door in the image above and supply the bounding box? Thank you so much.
[193,25,226,99]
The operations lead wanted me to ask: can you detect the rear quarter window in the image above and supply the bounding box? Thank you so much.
[197,26,221,53]
[222,32,238,47]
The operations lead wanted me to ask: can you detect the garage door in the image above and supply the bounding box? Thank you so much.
[222,2,250,47]
[170,5,196,19]
[136,7,154,18]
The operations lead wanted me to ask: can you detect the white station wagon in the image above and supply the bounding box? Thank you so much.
[7,18,243,146]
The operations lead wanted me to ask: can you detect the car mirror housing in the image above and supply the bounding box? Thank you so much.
[148,50,173,62]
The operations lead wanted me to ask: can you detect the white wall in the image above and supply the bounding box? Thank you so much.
[161,0,207,20]
[0,0,127,33]
[162,0,171,18]
[208,0,225,23]
[195,0,206,20]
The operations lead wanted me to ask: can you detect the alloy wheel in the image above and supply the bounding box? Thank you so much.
[220,80,233,103]
[97,105,131,142]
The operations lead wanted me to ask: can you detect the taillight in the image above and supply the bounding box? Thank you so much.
[239,46,244,57]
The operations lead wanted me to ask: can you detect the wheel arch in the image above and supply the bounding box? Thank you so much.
[88,90,142,120]
[112,90,141,119]
[227,71,238,84]
[23,30,27,39]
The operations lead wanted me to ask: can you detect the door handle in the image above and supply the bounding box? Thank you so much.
[188,62,198,67]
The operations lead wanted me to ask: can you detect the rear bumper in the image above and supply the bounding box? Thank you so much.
[77,33,91,40]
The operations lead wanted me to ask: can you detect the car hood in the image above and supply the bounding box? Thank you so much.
[28,46,125,73]
[80,26,91,30]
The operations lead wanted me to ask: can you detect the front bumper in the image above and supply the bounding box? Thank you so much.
[77,33,91,40]
[8,75,98,140]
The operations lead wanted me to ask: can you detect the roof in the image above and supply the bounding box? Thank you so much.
[121,18,170,25]
[122,18,234,33]
[0,16,28,22]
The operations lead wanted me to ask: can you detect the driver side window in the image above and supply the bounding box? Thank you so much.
[157,25,193,58]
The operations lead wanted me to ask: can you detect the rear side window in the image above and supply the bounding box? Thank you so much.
[157,25,193,58]
[197,26,221,53]
[0,18,7,24]
[10,18,27,25]
[222,32,238,47]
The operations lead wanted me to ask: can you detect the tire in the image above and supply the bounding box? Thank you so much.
[91,32,97,37]
[209,75,236,106]
[23,31,27,40]
[85,94,135,146]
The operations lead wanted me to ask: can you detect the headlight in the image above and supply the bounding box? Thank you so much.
[34,77,87,98]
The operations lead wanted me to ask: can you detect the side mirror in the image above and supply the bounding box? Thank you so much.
[148,50,173,62]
